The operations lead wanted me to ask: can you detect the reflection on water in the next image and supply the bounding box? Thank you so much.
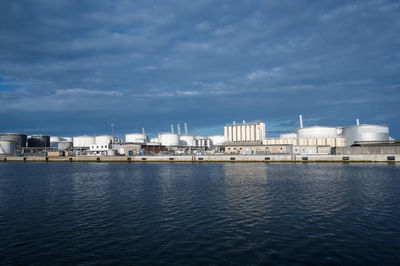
[0,162,399,265]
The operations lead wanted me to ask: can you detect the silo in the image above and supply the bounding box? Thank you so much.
[28,135,50,147]
[0,141,16,155]
[245,125,251,141]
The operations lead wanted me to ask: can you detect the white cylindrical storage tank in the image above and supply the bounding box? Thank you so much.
[62,137,73,142]
[179,135,195,147]
[158,133,179,146]
[297,126,339,139]
[0,141,16,155]
[0,133,27,149]
[342,124,389,146]
[95,135,113,146]
[57,141,73,150]
[125,133,147,144]
[208,135,225,146]
[73,135,95,148]
[50,136,61,143]
[150,137,159,143]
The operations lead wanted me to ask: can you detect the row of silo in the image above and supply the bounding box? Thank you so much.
[224,121,266,142]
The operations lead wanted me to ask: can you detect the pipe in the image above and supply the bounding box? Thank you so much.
[170,124,174,134]
[184,123,188,135]
[356,119,360,126]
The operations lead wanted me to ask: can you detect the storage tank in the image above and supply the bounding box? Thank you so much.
[57,141,73,150]
[125,133,147,144]
[149,137,159,144]
[343,124,389,146]
[158,133,179,146]
[280,133,297,139]
[95,135,113,146]
[50,136,61,143]
[0,133,27,149]
[73,135,95,148]
[0,141,16,155]
[179,135,195,147]
[208,135,225,146]
[297,126,339,139]
[28,135,50,147]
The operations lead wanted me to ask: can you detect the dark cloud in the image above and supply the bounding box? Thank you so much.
[0,0,399,137]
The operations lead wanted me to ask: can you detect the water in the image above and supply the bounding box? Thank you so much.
[0,162,399,265]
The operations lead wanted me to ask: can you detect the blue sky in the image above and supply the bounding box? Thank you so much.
[0,0,399,138]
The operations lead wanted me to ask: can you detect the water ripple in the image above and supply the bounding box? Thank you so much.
[0,162,399,264]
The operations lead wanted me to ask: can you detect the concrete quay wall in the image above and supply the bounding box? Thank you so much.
[0,154,399,163]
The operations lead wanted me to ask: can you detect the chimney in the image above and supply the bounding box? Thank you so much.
[299,115,303,129]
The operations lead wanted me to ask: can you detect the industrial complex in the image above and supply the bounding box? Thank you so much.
[0,115,399,162]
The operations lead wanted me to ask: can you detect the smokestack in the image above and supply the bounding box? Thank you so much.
[142,127,145,134]
[356,119,360,126]
[170,124,174,134]
[184,123,188,135]
[177,124,181,135]
[299,115,303,129]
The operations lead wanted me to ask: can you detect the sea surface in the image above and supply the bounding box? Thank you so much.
[0,162,399,265]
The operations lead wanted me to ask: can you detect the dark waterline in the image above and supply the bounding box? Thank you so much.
[0,162,399,265]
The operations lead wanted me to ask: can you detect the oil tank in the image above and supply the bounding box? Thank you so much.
[343,124,389,146]
[73,135,95,148]
[0,133,27,149]
[50,136,61,143]
[125,133,147,144]
[158,133,179,146]
[0,141,16,155]
[95,135,113,146]
[57,141,73,150]
[297,126,339,139]
[62,137,73,142]
[179,135,195,146]
[208,135,225,146]
[28,135,50,147]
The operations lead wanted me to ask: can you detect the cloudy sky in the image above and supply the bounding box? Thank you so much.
[1,0,399,138]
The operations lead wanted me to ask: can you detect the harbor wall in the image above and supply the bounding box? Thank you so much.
[0,154,399,163]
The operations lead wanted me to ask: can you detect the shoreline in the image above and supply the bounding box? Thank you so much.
[0,154,398,163]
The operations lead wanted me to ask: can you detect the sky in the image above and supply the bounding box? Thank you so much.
[0,0,399,138]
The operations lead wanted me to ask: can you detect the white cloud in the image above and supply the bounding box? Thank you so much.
[55,88,123,96]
